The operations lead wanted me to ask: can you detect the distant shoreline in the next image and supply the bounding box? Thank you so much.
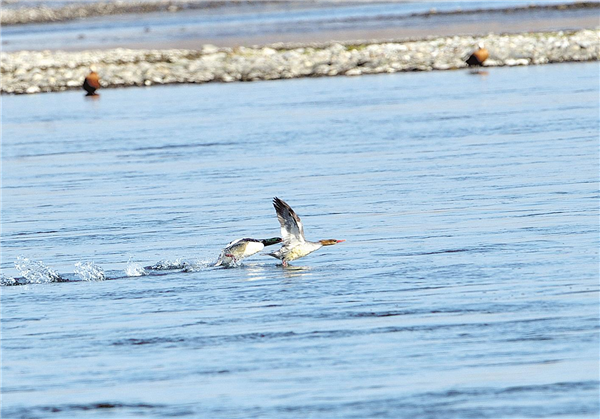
[2,29,598,95]
[2,1,599,26]
[2,2,598,53]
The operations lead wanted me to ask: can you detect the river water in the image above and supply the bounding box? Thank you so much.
[1,62,599,418]
[2,0,595,51]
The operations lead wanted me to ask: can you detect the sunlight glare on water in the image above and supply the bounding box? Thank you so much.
[1,62,599,418]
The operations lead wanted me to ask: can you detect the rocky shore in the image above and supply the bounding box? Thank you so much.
[1,29,598,95]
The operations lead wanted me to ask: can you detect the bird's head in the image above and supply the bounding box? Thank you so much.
[319,239,345,246]
[261,237,283,246]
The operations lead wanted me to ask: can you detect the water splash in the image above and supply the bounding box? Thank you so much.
[74,261,106,281]
[213,258,242,269]
[1,272,19,286]
[125,260,147,277]
[182,260,213,272]
[14,256,63,284]
[146,259,189,271]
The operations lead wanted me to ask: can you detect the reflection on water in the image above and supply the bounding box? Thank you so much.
[240,264,271,282]
[281,265,313,280]
[469,69,490,76]
[1,62,598,418]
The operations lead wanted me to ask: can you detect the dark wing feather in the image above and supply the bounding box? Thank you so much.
[273,197,305,245]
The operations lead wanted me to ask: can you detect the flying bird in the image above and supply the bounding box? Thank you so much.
[466,42,489,67]
[83,69,100,96]
[215,237,281,267]
[267,197,344,266]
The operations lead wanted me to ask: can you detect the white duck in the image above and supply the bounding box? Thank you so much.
[267,197,344,266]
[215,237,281,267]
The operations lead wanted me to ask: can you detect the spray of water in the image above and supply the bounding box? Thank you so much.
[182,260,214,272]
[125,259,148,277]
[74,261,106,281]
[14,256,62,284]
[1,273,18,286]
[4,253,238,287]
[146,259,189,270]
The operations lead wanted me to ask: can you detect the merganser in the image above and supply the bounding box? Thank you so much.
[466,42,489,67]
[83,68,100,96]
[267,197,344,266]
[215,237,281,267]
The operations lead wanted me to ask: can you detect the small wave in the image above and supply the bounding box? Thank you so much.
[33,402,164,414]
[124,260,148,277]
[112,337,185,346]
[74,261,105,281]
[14,256,63,284]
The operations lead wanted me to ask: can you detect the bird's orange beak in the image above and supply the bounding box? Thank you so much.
[337,240,345,243]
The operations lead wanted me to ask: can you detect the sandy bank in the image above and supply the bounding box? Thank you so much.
[2,29,598,95]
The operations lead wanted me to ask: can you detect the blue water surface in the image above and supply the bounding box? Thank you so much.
[1,62,599,418]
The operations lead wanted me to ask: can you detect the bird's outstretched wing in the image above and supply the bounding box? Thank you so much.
[273,197,305,246]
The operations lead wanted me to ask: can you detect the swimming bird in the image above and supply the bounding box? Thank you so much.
[215,237,282,267]
[466,42,489,67]
[267,197,344,266]
[83,69,100,96]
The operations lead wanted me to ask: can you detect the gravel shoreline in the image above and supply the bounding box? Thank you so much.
[2,29,598,95]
